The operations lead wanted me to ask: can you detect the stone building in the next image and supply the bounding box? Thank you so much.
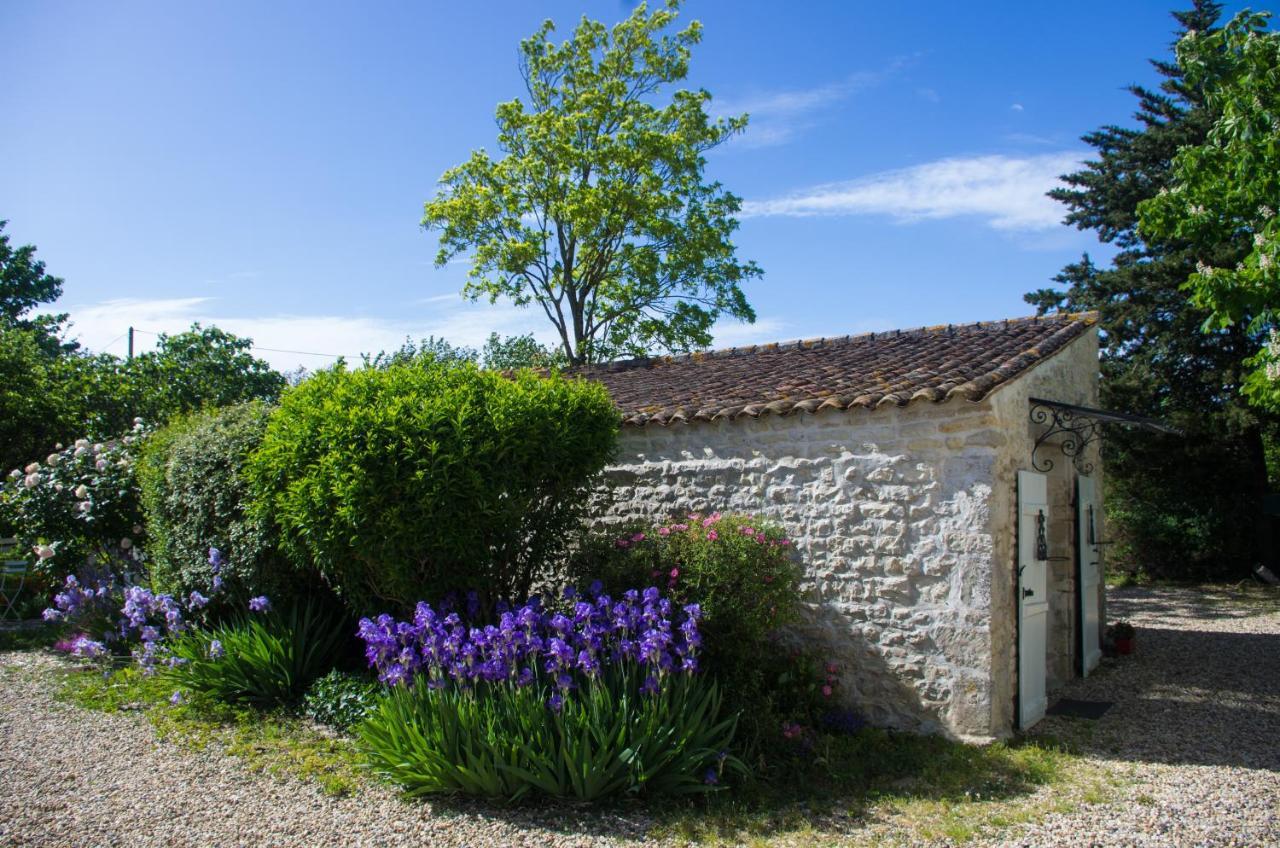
[578,312,1108,741]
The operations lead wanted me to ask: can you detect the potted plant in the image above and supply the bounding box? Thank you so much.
[1108,620,1136,655]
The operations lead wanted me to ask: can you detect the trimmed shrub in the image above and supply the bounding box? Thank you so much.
[304,670,381,732]
[137,402,300,600]
[246,361,618,614]
[165,595,348,706]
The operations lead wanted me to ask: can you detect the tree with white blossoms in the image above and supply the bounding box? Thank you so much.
[0,419,149,577]
[1138,10,1280,409]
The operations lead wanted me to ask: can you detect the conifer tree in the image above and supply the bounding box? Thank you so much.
[1026,1,1275,577]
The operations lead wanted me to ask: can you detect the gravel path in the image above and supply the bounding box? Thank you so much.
[0,652,653,848]
[977,584,1280,848]
[1,584,1277,847]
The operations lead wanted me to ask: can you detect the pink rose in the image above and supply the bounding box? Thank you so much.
[631,532,646,543]
[707,530,718,541]
[822,685,833,698]
[657,527,671,536]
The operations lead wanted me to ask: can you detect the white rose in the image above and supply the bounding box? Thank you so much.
[46,454,60,466]
[74,446,88,456]
[74,485,89,499]
[54,483,64,492]
[77,501,91,513]
[92,444,104,453]
[132,525,143,535]
[23,474,39,488]
[8,469,19,479]
[24,463,39,474]
[75,439,89,449]
[33,545,55,560]
[95,460,108,471]
[119,538,132,550]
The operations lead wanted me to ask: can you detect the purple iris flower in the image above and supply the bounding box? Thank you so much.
[248,596,271,613]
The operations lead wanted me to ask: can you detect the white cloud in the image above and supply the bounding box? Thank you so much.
[62,296,558,371]
[708,316,789,349]
[1011,103,1024,112]
[741,152,1083,232]
[716,58,911,149]
[63,297,795,369]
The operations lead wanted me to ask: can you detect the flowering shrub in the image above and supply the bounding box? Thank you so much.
[137,402,303,601]
[246,361,618,614]
[570,513,802,687]
[567,513,836,758]
[355,584,743,800]
[0,422,149,578]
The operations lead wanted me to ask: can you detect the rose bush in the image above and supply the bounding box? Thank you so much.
[0,421,149,579]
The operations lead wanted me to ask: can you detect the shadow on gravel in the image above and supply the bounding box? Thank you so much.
[1038,586,1280,773]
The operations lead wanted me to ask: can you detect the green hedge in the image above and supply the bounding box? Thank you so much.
[138,401,300,599]
[247,361,618,614]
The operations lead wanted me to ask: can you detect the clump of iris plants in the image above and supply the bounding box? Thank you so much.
[357,582,702,704]
[43,546,238,672]
[356,583,744,800]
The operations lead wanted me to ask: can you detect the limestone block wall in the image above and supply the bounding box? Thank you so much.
[987,327,1103,723]
[596,397,1010,741]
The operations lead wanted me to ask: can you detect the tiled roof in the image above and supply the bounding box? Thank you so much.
[573,312,1097,427]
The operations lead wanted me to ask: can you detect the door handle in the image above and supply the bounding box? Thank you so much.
[1022,587,1034,598]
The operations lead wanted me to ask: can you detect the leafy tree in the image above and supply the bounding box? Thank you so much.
[124,324,286,425]
[362,335,476,369]
[0,326,76,470]
[422,1,760,366]
[480,332,565,370]
[1026,1,1275,578]
[1137,11,1280,410]
[0,220,72,349]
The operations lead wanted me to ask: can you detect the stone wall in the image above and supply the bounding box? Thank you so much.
[597,394,1007,741]
[986,327,1103,726]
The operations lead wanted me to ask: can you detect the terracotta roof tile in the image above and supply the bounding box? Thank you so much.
[572,313,1097,427]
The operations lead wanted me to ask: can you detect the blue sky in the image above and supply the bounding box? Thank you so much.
[1,1,1250,369]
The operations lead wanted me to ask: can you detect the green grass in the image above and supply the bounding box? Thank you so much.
[647,728,1104,846]
[58,663,366,797]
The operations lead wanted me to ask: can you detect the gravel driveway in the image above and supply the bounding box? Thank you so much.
[977,584,1280,848]
[1,584,1276,847]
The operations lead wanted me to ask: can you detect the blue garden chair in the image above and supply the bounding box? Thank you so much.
[0,538,30,621]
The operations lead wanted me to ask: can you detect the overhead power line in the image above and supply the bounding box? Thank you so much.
[129,327,347,360]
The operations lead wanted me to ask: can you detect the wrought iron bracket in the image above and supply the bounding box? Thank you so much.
[1029,401,1100,475]
[1028,397,1181,477]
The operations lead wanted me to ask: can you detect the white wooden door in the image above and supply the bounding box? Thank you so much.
[1077,476,1103,677]
[1017,470,1049,729]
